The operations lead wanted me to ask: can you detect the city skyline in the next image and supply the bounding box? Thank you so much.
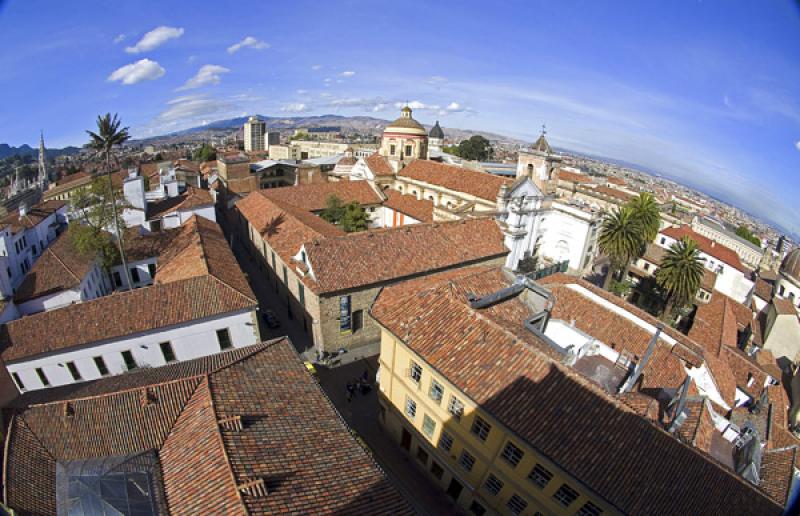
[0,0,798,234]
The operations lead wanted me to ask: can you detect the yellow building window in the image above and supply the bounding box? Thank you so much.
[458,450,475,472]
[409,361,423,384]
[528,463,554,488]
[484,473,504,496]
[447,395,464,420]
[428,379,444,404]
[405,396,417,420]
[501,441,525,468]
[506,494,528,515]
[438,431,454,452]
[578,501,604,516]
[470,415,492,441]
[553,484,579,508]
[422,414,436,438]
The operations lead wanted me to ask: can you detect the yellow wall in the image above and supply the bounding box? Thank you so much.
[377,330,617,516]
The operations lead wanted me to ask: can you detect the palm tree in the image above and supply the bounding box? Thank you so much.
[655,237,705,322]
[86,113,132,289]
[598,205,643,290]
[627,193,661,243]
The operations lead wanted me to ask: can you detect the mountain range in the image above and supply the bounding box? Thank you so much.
[0,143,81,160]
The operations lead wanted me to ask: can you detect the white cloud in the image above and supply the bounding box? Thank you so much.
[227,36,269,54]
[311,64,322,70]
[107,59,165,85]
[125,26,184,54]
[113,34,126,44]
[176,64,230,91]
[323,77,332,83]
[427,75,447,84]
[795,140,800,151]
[446,102,463,111]
[296,89,308,95]
[281,103,309,113]
[394,100,439,111]
[372,103,387,112]
[339,70,355,77]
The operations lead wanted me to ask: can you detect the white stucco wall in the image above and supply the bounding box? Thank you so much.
[7,308,258,392]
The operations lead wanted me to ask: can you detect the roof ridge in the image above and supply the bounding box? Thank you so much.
[207,339,285,376]
[43,240,82,283]
[25,376,204,408]
[207,274,258,305]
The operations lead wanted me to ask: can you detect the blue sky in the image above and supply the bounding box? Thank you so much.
[1,0,799,235]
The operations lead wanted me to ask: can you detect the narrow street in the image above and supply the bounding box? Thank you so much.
[221,214,464,515]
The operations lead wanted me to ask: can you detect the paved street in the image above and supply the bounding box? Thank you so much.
[222,214,463,515]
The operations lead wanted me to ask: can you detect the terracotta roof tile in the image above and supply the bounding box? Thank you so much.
[3,339,412,515]
[591,185,635,202]
[760,447,797,505]
[365,152,394,176]
[662,226,746,272]
[398,159,510,202]
[0,199,66,234]
[556,169,593,184]
[371,267,780,515]
[774,296,797,315]
[304,218,507,293]
[755,278,774,301]
[382,190,434,222]
[260,181,383,211]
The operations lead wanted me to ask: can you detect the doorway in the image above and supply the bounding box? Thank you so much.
[446,478,463,501]
[400,428,411,451]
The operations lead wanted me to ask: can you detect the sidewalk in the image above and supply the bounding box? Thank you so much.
[317,357,465,516]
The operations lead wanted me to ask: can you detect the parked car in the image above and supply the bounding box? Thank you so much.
[263,309,280,328]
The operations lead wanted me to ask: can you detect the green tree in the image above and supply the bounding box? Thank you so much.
[626,193,661,243]
[320,195,345,224]
[85,113,132,289]
[598,206,644,290]
[70,177,129,269]
[340,202,369,233]
[457,135,492,161]
[193,143,217,162]
[442,145,461,157]
[734,225,761,246]
[655,237,705,322]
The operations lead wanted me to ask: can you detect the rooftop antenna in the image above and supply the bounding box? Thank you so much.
[541,124,547,136]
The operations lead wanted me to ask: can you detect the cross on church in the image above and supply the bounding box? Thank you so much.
[541,124,547,136]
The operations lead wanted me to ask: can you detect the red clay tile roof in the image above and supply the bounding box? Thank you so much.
[382,189,435,222]
[303,218,507,294]
[3,339,412,515]
[121,227,178,262]
[371,267,781,515]
[606,176,627,186]
[591,185,636,202]
[661,225,746,272]
[54,171,91,186]
[147,186,214,219]
[557,169,593,184]
[1,217,256,362]
[760,447,798,505]
[774,296,797,315]
[0,199,66,234]
[365,152,394,176]
[236,191,345,266]
[689,292,741,357]
[14,229,96,303]
[675,398,716,453]
[755,277,774,301]
[261,181,383,211]
[398,159,510,202]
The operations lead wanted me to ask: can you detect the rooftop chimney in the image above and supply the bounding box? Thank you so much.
[18,203,27,218]
[619,326,662,393]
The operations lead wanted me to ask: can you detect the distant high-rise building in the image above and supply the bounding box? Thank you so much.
[266,131,280,149]
[776,235,791,255]
[243,116,266,152]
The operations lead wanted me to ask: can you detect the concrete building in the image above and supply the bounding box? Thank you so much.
[371,266,784,514]
[776,249,800,312]
[692,216,764,270]
[2,339,412,515]
[243,115,266,152]
[758,297,800,362]
[2,216,260,393]
[380,106,429,171]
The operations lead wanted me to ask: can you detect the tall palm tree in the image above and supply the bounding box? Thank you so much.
[86,113,132,289]
[598,205,643,290]
[627,192,661,243]
[656,237,705,322]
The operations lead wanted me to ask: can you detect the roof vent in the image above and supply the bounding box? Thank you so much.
[238,478,268,497]
[63,402,75,418]
[218,415,244,432]
[141,388,158,406]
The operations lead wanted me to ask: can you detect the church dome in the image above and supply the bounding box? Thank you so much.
[780,248,800,282]
[384,106,427,136]
[429,120,444,139]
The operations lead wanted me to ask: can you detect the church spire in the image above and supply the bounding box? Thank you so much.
[37,130,48,189]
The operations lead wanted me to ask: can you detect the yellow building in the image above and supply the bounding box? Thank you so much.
[371,267,781,515]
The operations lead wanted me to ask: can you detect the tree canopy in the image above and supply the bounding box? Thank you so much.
[456,135,493,161]
[193,143,217,162]
[735,225,761,246]
[598,206,644,290]
[319,195,369,232]
[655,237,705,322]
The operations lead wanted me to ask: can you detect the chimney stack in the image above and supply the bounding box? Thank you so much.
[18,203,27,218]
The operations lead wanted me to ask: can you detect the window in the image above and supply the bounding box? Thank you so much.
[447,395,464,420]
[31,244,37,255]
[501,441,524,467]
[94,356,109,376]
[12,372,24,391]
[298,282,305,307]
[352,309,363,332]
[458,450,476,472]
[409,361,423,383]
[506,494,528,515]
[130,267,140,283]
[528,464,553,488]
[405,396,417,419]
[216,328,233,350]
[422,414,436,438]
[469,501,487,516]
[471,415,492,441]
[283,265,288,284]
[438,431,454,452]
[66,361,82,381]
[160,341,176,363]
[578,502,604,516]
[390,144,396,155]
[430,461,444,480]
[779,285,786,296]
[405,145,412,156]
[36,367,50,386]
[121,350,138,371]
[271,251,276,268]
[484,473,504,496]
[660,237,666,245]
[429,379,444,404]
[553,484,579,507]
[416,446,429,464]
[112,271,122,287]
[148,263,156,278]
[643,263,650,272]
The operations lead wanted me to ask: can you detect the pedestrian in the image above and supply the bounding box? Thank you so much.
[361,369,369,382]
[346,382,355,402]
